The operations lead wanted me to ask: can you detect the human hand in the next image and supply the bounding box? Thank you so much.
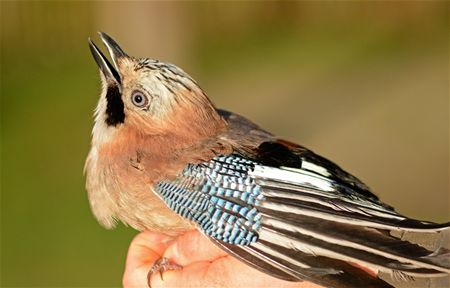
[122,230,323,288]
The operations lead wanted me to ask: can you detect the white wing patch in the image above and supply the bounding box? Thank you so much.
[301,160,332,177]
[250,165,335,192]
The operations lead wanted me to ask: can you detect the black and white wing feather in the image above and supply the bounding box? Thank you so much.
[155,144,450,288]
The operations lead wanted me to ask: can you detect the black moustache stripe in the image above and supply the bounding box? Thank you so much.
[105,85,125,126]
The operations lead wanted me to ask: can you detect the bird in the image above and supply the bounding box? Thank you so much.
[85,32,450,288]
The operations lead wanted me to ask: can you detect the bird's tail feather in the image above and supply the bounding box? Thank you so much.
[212,178,450,288]
[213,238,395,288]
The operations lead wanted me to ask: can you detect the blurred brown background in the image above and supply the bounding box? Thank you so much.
[1,1,449,287]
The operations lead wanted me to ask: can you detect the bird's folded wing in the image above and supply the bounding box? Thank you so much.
[154,151,450,288]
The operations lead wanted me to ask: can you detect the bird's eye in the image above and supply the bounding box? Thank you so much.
[131,91,148,107]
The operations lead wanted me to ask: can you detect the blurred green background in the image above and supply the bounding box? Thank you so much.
[1,1,449,287]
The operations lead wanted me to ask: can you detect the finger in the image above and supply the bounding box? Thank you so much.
[123,230,174,287]
[162,230,228,266]
[151,254,322,288]
[126,230,174,268]
[150,261,213,288]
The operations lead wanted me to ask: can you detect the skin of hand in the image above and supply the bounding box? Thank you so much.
[123,230,323,288]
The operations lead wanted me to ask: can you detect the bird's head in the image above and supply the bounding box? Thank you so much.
[88,32,225,147]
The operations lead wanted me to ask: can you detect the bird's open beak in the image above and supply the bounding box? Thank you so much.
[88,32,127,85]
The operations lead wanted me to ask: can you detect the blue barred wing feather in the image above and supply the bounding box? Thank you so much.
[156,156,264,245]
